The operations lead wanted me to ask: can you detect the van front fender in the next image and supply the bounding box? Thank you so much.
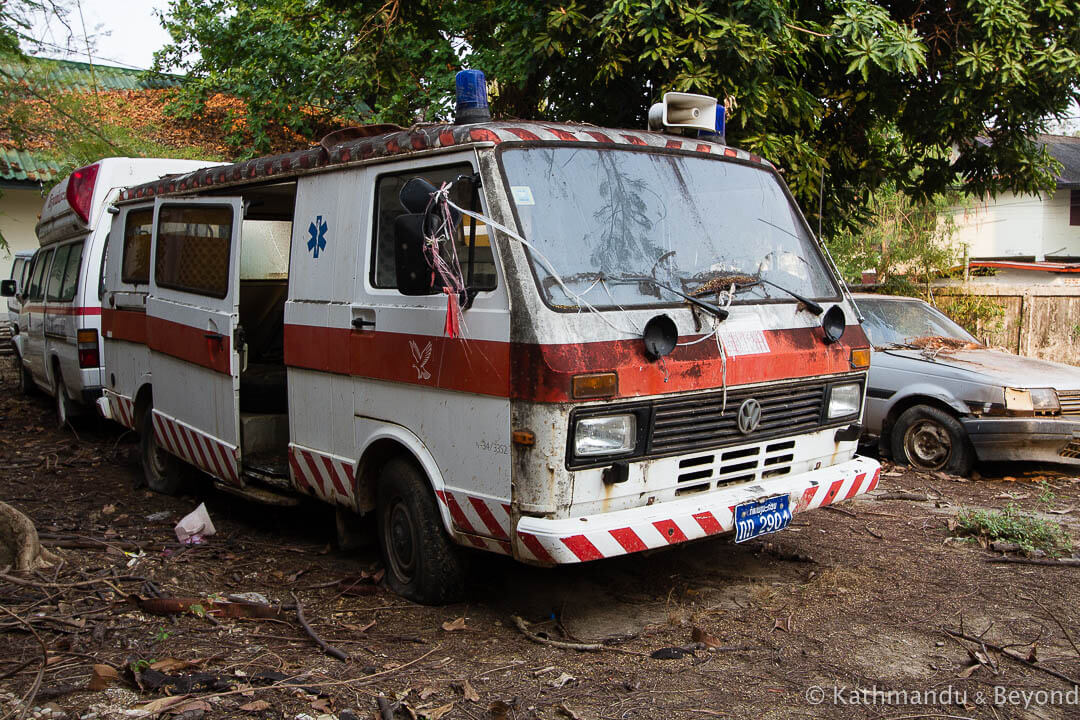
[354,418,453,536]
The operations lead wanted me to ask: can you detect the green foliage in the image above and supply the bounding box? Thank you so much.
[153,0,461,156]
[936,291,1006,338]
[826,186,960,293]
[956,503,1072,556]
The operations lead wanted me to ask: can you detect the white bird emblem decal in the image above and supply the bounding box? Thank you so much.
[409,340,433,381]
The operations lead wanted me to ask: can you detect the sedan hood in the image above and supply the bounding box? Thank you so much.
[882,347,1080,390]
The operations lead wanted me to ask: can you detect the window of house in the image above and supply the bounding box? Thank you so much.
[371,164,497,291]
[1071,189,1080,227]
[154,205,233,298]
[45,244,71,301]
[58,241,83,302]
[122,208,154,284]
[28,250,52,301]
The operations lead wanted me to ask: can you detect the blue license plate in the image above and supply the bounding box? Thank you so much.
[734,495,792,543]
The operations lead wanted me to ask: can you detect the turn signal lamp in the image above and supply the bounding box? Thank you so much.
[572,372,618,400]
[850,348,871,369]
[66,163,100,224]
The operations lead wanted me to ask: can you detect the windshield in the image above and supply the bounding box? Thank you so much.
[859,298,978,347]
[499,146,838,309]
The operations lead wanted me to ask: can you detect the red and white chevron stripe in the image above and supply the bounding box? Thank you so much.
[288,444,356,506]
[435,489,512,543]
[103,390,136,430]
[152,410,240,486]
[515,458,880,565]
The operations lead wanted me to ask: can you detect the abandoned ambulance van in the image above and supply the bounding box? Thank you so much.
[3,158,215,424]
[100,73,879,603]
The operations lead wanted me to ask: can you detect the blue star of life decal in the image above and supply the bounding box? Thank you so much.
[307,216,328,258]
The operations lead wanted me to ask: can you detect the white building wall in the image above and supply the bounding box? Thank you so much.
[0,186,45,279]
[949,188,1080,261]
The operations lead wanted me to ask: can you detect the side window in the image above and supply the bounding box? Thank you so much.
[10,258,24,283]
[122,208,154,284]
[45,245,71,301]
[154,205,233,298]
[371,164,497,291]
[20,258,31,288]
[58,241,83,302]
[28,250,52,301]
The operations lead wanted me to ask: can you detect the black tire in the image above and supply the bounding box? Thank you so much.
[890,404,973,475]
[376,458,465,605]
[15,353,34,396]
[54,372,77,429]
[140,409,186,495]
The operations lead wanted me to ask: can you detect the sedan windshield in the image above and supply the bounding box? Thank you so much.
[858,298,978,347]
[499,147,837,309]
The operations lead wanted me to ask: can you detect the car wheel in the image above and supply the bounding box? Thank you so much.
[376,458,465,605]
[891,405,973,475]
[16,353,34,396]
[140,409,186,495]
[54,373,77,428]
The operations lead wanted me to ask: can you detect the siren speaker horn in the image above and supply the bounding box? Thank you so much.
[648,92,718,133]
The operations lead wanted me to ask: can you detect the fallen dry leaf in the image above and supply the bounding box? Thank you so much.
[149,658,204,673]
[135,695,193,715]
[551,672,576,688]
[238,700,270,711]
[441,617,467,632]
[489,700,512,720]
[557,703,584,720]
[423,702,454,719]
[462,679,480,702]
[88,664,119,691]
[311,697,333,713]
[166,700,211,715]
[418,686,439,700]
[691,626,723,648]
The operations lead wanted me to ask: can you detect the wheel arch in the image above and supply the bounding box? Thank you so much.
[881,388,968,447]
[353,423,453,536]
[134,383,153,430]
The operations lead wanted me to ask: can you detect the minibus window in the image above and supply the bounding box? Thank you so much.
[28,250,52,301]
[58,241,83,302]
[154,205,232,298]
[10,258,23,283]
[371,164,497,292]
[45,244,71,301]
[122,208,154,284]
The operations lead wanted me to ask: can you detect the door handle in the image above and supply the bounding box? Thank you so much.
[204,332,225,341]
[351,317,375,330]
[351,307,376,331]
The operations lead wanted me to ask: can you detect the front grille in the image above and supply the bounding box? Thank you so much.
[1061,438,1080,459]
[674,440,796,496]
[649,379,829,455]
[1059,391,1080,417]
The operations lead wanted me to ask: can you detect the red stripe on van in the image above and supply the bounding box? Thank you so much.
[23,304,100,316]
[283,324,511,397]
[102,308,147,344]
[282,323,868,402]
[146,315,232,375]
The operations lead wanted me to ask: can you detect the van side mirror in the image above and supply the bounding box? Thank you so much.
[394,214,438,295]
[0,280,15,297]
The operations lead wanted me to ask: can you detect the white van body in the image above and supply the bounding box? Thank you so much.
[13,158,215,421]
[101,122,880,603]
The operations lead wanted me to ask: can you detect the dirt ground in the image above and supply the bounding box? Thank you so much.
[4,362,1080,720]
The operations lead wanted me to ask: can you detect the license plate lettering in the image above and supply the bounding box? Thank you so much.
[734,495,792,543]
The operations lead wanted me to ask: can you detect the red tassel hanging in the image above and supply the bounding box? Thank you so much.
[443,287,461,338]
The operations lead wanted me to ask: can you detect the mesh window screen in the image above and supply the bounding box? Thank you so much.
[155,205,233,298]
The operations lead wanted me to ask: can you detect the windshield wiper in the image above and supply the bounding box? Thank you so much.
[756,278,823,315]
[612,276,729,321]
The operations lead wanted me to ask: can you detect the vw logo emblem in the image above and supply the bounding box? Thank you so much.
[737,398,762,435]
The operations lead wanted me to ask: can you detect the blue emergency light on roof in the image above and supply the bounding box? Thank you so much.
[454,69,491,125]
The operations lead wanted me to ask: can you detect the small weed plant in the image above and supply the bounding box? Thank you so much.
[956,503,1072,556]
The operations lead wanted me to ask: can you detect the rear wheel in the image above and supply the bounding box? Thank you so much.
[54,373,77,428]
[140,409,186,495]
[376,458,465,605]
[15,353,34,396]
[891,404,973,475]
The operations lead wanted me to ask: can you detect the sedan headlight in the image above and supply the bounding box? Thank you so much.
[827,383,861,419]
[1005,387,1059,414]
[574,414,637,457]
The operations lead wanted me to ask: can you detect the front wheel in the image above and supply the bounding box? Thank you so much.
[376,458,465,605]
[140,410,187,495]
[890,405,973,475]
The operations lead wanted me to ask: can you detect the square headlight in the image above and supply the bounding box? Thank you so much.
[827,383,861,419]
[574,414,637,457]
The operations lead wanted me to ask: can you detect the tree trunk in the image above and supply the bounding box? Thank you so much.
[0,502,60,571]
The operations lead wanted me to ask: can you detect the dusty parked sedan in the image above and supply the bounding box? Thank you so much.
[856,293,1080,474]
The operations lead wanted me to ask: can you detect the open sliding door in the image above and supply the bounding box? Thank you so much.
[147,197,245,486]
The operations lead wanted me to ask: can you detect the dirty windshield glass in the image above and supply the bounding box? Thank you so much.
[859,299,978,347]
[499,147,837,309]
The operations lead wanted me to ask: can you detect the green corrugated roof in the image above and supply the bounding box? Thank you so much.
[0,148,64,183]
[0,56,182,92]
